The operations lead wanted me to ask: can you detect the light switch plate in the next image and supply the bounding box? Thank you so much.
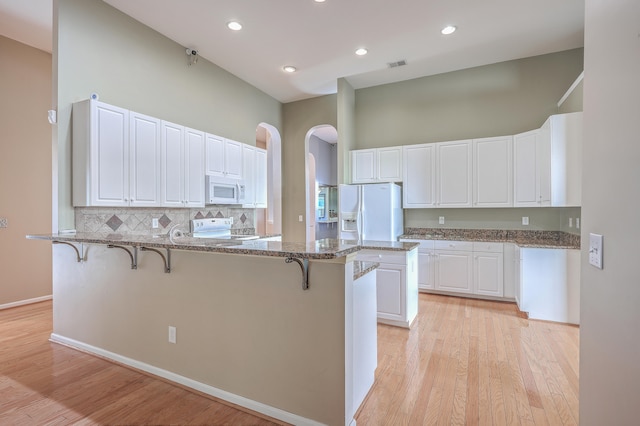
[438,216,445,225]
[522,217,529,225]
[0,217,7,228]
[152,218,159,229]
[589,233,603,269]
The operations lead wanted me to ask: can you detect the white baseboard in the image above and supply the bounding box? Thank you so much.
[49,333,325,426]
[0,294,52,310]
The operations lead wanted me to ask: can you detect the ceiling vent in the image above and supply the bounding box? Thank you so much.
[387,59,408,68]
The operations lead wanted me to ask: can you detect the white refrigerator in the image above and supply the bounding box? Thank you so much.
[339,183,403,241]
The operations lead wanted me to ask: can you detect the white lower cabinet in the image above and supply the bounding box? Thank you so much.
[356,248,418,328]
[401,239,504,298]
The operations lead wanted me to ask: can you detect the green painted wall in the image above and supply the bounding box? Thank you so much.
[352,48,584,231]
[354,48,584,148]
[337,78,356,184]
[281,94,337,241]
[55,0,282,230]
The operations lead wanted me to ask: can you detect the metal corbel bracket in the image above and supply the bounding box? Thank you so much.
[107,245,138,269]
[52,241,84,262]
[285,257,309,290]
[140,247,171,273]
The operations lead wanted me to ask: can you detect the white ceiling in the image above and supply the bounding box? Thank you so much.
[0,0,584,103]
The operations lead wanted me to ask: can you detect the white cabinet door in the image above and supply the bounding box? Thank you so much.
[184,128,205,207]
[377,147,402,182]
[242,144,256,207]
[473,136,513,207]
[375,264,406,322]
[255,147,268,208]
[436,140,472,207]
[205,133,225,177]
[435,250,473,294]
[224,139,244,180]
[84,101,130,207]
[402,144,436,208]
[161,121,184,207]
[417,250,435,290]
[351,149,377,183]
[514,129,551,207]
[129,112,161,207]
[474,251,504,297]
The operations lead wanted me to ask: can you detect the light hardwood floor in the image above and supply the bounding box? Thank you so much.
[1,295,578,425]
[355,294,579,425]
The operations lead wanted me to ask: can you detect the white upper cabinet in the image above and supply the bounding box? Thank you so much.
[351,149,377,183]
[73,99,163,207]
[545,112,583,207]
[160,122,205,208]
[160,121,185,207]
[351,147,402,183]
[473,136,513,207]
[129,111,161,207]
[254,147,268,208]
[436,140,473,208]
[205,133,225,177]
[242,144,256,207]
[206,135,243,180]
[377,147,403,182]
[183,128,205,207]
[402,144,436,208]
[514,129,551,207]
[242,145,268,208]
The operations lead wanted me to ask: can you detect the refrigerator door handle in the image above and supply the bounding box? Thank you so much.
[357,186,364,240]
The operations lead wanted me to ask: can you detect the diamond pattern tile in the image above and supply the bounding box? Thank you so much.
[158,214,172,228]
[240,213,247,224]
[194,211,205,219]
[205,211,214,218]
[215,211,224,218]
[106,215,123,231]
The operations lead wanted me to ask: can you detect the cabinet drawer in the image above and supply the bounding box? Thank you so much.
[434,240,473,251]
[357,249,406,265]
[399,239,434,250]
[472,242,504,253]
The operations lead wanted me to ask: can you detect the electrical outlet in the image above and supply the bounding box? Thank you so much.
[522,217,529,225]
[568,218,573,228]
[298,215,303,222]
[438,216,445,225]
[0,217,7,228]
[168,326,177,344]
[576,218,580,229]
[152,218,159,229]
[589,233,603,269]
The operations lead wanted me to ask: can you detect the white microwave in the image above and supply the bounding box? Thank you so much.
[206,175,246,205]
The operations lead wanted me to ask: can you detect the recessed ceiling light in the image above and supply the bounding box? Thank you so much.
[441,25,456,35]
[283,65,297,73]
[314,0,326,2]
[355,48,368,56]
[227,21,242,31]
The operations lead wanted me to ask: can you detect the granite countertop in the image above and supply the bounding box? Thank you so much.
[353,261,379,281]
[399,228,581,249]
[27,233,418,260]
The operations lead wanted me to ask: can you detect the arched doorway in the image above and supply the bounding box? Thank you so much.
[256,123,282,235]
[305,125,338,242]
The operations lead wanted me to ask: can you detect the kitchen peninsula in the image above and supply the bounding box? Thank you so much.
[28,232,417,425]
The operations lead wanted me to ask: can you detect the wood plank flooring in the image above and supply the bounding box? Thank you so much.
[0,301,281,425]
[355,293,579,425]
[1,295,579,425]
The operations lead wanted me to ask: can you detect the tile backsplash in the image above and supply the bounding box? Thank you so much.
[75,206,255,235]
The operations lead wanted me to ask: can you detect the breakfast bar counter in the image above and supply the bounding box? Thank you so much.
[27,233,416,426]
